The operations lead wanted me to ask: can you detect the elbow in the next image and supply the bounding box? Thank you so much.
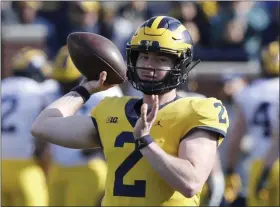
[183,188,200,198]
[181,182,201,198]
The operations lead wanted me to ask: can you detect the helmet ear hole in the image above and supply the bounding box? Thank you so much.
[126,50,139,67]
[131,51,139,67]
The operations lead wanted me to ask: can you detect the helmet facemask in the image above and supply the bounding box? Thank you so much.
[127,48,198,95]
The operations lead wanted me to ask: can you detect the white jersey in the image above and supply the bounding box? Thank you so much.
[45,82,123,166]
[2,77,46,159]
[234,77,279,160]
[40,79,60,104]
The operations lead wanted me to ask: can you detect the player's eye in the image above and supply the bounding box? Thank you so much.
[159,58,167,62]
[140,55,149,60]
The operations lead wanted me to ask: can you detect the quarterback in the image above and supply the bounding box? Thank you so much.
[32,16,229,206]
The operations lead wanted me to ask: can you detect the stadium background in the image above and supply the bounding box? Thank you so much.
[1,1,279,206]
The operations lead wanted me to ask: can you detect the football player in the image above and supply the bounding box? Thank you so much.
[221,75,249,207]
[32,16,229,206]
[2,47,51,206]
[46,46,123,206]
[225,40,279,207]
[255,103,279,206]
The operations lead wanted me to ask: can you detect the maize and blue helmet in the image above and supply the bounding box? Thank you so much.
[126,16,199,95]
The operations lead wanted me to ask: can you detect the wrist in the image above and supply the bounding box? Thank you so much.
[70,85,91,103]
[81,82,102,95]
[80,83,90,93]
[135,135,154,150]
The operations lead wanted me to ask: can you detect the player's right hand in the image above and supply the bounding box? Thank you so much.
[224,173,242,203]
[80,71,116,94]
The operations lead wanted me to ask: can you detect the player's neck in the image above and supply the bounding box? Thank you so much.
[143,89,177,106]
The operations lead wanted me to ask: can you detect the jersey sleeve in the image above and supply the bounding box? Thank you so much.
[182,98,230,145]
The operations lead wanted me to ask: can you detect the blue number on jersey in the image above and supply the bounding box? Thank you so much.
[252,102,271,137]
[2,95,18,133]
[113,132,146,197]
[214,102,227,124]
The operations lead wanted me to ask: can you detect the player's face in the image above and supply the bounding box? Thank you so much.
[136,52,176,81]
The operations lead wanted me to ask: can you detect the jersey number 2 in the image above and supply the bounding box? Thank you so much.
[113,132,146,197]
[2,95,18,133]
[214,102,227,123]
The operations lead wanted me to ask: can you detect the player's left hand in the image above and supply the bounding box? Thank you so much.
[133,95,159,139]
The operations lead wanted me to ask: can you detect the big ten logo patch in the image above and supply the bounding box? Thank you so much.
[106,116,119,123]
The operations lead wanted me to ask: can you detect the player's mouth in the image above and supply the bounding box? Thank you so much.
[140,75,157,81]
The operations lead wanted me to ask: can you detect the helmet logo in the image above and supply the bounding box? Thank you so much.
[145,40,153,47]
[139,40,160,51]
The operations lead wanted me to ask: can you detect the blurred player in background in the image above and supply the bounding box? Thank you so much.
[32,16,229,206]
[2,48,51,206]
[177,90,225,207]
[225,40,279,207]
[255,104,279,206]
[219,74,250,207]
[47,46,123,206]
[256,105,280,206]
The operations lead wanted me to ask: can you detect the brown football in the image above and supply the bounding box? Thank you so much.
[67,32,127,84]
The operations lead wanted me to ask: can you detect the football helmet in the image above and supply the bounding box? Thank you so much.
[126,16,200,95]
[52,45,82,83]
[11,47,52,82]
[261,40,279,77]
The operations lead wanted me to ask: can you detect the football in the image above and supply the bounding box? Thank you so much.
[67,32,127,84]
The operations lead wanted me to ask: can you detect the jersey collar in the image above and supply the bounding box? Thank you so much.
[124,95,182,127]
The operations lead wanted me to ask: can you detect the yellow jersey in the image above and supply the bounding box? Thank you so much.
[91,96,229,206]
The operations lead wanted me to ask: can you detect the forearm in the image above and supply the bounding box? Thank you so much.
[226,122,246,171]
[263,136,279,169]
[208,171,225,206]
[225,104,247,171]
[46,91,84,117]
[32,91,84,135]
[227,131,244,171]
[31,91,98,149]
[140,142,199,198]
[256,136,279,194]
[208,153,225,206]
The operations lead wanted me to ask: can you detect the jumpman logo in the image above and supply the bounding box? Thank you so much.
[154,120,163,127]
